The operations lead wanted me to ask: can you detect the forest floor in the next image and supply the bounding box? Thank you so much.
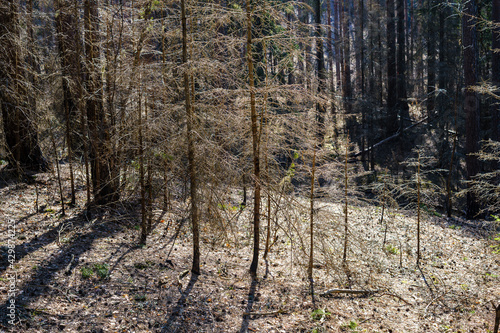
[0,165,499,333]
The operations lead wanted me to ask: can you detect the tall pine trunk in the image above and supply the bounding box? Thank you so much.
[396,0,409,128]
[426,0,436,122]
[462,0,480,219]
[386,0,398,135]
[492,0,500,142]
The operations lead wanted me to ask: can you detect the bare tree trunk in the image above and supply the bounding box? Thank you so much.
[492,0,500,142]
[315,0,326,142]
[50,125,65,216]
[55,0,77,204]
[73,0,91,205]
[308,149,316,282]
[182,0,200,275]
[462,0,480,219]
[426,0,436,122]
[334,0,342,91]
[396,0,409,128]
[446,100,458,217]
[386,0,398,135]
[416,153,421,265]
[355,0,365,96]
[341,0,352,115]
[343,137,349,262]
[246,0,261,278]
[139,80,147,245]
[327,0,335,110]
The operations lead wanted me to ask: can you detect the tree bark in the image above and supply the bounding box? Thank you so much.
[0,0,47,173]
[341,0,352,115]
[386,0,398,135]
[426,0,436,122]
[462,0,480,219]
[492,0,500,142]
[315,0,326,141]
[396,0,409,128]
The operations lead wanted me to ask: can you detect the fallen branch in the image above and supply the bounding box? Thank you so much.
[319,288,379,296]
[351,116,428,159]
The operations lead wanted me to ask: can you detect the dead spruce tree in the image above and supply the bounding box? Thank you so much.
[399,148,443,265]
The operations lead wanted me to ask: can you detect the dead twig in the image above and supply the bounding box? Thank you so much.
[243,309,286,316]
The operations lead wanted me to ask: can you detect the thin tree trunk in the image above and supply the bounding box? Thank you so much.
[426,0,436,122]
[182,0,200,274]
[343,137,349,262]
[446,100,458,217]
[396,0,409,128]
[334,0,342,90]
[246,0,261,278]
[139,79,147,245]
[308,147,316,303]
[416,153,421,265]
[341,0,352,115]
[386,0,398,135]
[74,0,91,205]
[50,126,65,216]
[55,0,77,204]
[356,0,365,95]
[492,0,500,142]
[308,149,316,279]
[315,0,326,142]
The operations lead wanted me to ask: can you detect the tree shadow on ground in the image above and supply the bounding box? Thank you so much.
[161,273,199,333]
[239,278,258,333]
[0,203,143,327]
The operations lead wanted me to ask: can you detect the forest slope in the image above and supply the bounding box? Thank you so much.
[0,166,499,333]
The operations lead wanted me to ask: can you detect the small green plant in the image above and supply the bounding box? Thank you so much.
[311,308,331,321]
[134,294,147,302]
[80,266,93,279]
[81,263,109,279]
[341,320,359,332]
[93,263,109,279]
[385,244,399,255]
[449,224,461,230]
